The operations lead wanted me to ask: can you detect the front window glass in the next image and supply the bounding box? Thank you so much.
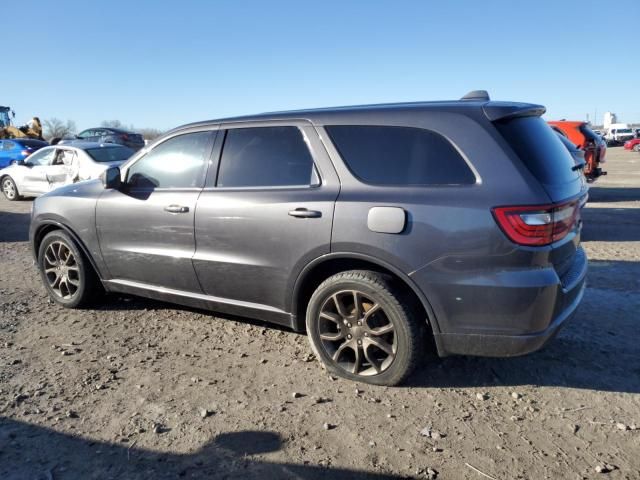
[126,132,211,189]
[27,148,55,166]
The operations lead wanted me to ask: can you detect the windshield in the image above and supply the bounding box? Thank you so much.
[85,146,133,163]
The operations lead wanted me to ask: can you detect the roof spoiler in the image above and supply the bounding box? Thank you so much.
[460,90,490,101]
[483,102,546,122]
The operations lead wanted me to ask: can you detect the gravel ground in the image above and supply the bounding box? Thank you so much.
[1,147,639,479]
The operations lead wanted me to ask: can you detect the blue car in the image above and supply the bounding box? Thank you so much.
[0,139,49,168]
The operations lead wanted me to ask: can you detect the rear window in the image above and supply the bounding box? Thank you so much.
[325,126,475,186]
[85,146,133,162]
[17,139,48,148]
[495,116,580,185]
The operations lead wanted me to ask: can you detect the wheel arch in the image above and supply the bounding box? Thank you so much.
[1,173,18,193]
[33,221,104,282]
[290,253,440,334]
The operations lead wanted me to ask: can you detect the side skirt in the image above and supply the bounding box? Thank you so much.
[105,279,295,329]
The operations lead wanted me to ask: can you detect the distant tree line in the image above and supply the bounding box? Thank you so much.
[42,118,164,142]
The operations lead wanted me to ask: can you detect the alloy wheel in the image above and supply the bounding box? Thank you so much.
[43,241,80,299]
[2,178,16,200]
[317,290,397,376]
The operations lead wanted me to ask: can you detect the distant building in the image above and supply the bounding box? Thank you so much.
[604,112,617,129]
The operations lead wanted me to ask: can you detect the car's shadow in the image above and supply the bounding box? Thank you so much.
[97,273,640,395]
[0,419,407,479]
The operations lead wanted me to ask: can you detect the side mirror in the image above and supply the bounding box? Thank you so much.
[22,160,33,168]
[101,166,121,189]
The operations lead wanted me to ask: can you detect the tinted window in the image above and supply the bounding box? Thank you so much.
[85,146,133,162]
[217,127,317,188]
[496,116,580,185]
[326,126,475,186]
[3,141,15,150]
[127,132,211,189]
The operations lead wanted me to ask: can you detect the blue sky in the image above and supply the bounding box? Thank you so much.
[3,0,639,130]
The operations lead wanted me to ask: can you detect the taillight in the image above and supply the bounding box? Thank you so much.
[492,200,581,246]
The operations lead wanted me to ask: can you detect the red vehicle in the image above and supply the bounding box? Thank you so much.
[623,138,640,152]
[548,121,606,182]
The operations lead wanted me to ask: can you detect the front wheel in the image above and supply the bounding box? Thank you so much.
[1,176,20,201]
[306,270,424,386]
[37,230,100,308]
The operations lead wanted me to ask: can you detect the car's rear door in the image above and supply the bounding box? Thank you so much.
[192,122,339,322]
[96,129,217,293]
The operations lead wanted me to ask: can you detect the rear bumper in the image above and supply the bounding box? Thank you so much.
[413,246,588,357]
[433,277,585,356]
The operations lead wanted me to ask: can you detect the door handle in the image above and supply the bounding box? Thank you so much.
[164,205,189,214]
[288,208,321,218]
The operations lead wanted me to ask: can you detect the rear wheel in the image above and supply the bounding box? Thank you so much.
[306,270,424,386]
[37,230,100,308]
[1,176,20,201]
[633,144,640,152]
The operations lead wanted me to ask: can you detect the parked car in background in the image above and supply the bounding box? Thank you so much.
[604,124,634,146]
[548,120,606,182]
[29,91,588,386]
[0,139,48,168]
[59,127,145,151]
[623,138,640,152]
[1,142,133,201]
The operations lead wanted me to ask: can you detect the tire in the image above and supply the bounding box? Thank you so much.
[50,137,62,145]
[1,176,21,201]
[633,144,640,152]
[37,230,100,308]
[306,270,424,386]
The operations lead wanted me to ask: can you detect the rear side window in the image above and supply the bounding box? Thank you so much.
[495,116,580,185]
[127,131,211,189]
[217,127,318,188]
[86,146,134,162]
[325,126,475,186]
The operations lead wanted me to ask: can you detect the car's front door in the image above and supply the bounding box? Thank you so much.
[19,147,56,194]
[193,123,340,319]
[96,129,216,293]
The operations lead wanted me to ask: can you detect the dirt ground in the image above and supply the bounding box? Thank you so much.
[1,147,639,480]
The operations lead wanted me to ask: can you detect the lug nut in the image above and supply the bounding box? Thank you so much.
[357,321,362,326]
[347,323,352,328]
[347,334,352,339]
[357,339,362,345]
[364,332,369,337]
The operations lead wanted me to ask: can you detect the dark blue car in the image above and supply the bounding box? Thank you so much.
[0,139,49,168]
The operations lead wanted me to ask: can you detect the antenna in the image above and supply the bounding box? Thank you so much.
[460,90,490,101]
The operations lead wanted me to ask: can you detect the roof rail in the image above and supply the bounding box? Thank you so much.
[460,90,490,101]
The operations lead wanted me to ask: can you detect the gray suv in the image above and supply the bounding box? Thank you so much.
[30,91,588,386]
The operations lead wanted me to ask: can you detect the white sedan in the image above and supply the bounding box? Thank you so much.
[0,142,133,201]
